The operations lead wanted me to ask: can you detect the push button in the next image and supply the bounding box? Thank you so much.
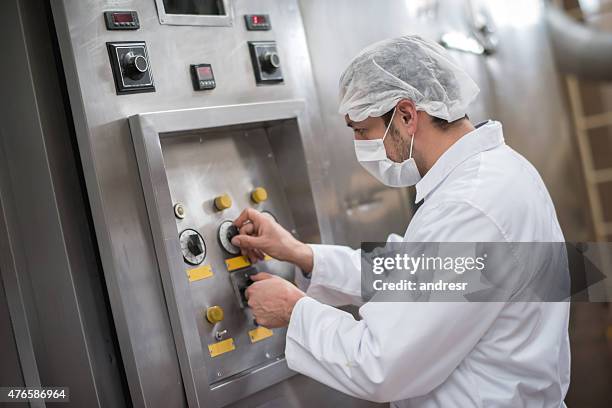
[251,187,268,204]
[206,306,224,324]
[214,194,232,211]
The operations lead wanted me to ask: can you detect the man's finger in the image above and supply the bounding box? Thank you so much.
[252,248,265,261]
[239,223,254,236]
[234,208,263,227]
[250,272,274,281]
[245,284,254,300]
[233,208,251,227]
[231,233,263,250]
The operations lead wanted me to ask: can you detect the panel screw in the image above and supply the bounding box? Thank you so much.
[174,203,186,219]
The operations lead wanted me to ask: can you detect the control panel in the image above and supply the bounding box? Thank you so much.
[107,41,155,94]
[248,41,283,84]
[104,22,287,94]
[159,125,297,385]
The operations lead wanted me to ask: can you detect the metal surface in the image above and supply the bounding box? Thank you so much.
[546,4,612,80]
[49,0,362,406]
[0,0,128,406]
[0,274,26,392]
[298,0,591,243]
[129,101,318,406]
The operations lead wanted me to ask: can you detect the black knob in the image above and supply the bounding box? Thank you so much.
[123,52,148,80]
[260,51,281,73]
[226,224,240,242]
[187,234,204,256]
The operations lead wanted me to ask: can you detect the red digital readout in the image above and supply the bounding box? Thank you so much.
[113,13,134,23]
[252,15,266,24]
[197,66,213,79]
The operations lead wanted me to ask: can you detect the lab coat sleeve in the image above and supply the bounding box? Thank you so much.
[298,233,405,306]
[301,244,365,307]
[285,201,508,402]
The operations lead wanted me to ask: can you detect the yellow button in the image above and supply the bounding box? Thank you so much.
[251,187,268,204]
[214,194,232,211]
[206,306,224,324]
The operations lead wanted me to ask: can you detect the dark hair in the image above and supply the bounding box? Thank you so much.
[381,109,395,127]
[381,108,468,130]
[430,114,469,130]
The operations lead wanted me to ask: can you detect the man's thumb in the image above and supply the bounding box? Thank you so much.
[231,234,261,250]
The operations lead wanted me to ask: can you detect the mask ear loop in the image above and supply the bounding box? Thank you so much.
[409,134,415,160]
[381,108,397,142]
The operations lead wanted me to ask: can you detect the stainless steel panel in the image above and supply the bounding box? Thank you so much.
[1,0,129,406]
[130,101,319,406]
[49,0,348,405]
[0,275,26,391]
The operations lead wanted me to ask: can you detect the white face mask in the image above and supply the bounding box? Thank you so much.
[353,108,422,187]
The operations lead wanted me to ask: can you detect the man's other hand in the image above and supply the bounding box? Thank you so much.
[245,272,306,328]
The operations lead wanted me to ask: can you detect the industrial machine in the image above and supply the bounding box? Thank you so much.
[44,0,350,406]
[0,0,382,406]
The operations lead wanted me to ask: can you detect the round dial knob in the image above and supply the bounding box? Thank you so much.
[206,306,224,324]
[260,51,281,73]
[218,220,240,255]
[123,52,148,80]
[179,229,206,265]
[251,187,268,204]
[214,194,232,211]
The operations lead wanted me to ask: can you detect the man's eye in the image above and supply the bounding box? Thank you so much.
[355,129,366,136]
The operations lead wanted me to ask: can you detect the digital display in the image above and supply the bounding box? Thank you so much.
[245,14,271,31]
[163,0,225,16]
[113,13,134,23]
[197,66,213,80]
[252,15,266,24]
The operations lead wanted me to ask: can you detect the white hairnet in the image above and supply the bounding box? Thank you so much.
[338,35,480,122]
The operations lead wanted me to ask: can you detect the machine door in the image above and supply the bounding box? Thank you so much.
[130,100,319,407]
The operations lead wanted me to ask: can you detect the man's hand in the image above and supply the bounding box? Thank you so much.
[245,273,306,328]
[232,208,313,273]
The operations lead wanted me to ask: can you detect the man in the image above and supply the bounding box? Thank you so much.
[231,36,570,407]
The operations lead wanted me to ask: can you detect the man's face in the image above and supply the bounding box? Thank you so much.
[345,115,387,141]
[345,113,410,163]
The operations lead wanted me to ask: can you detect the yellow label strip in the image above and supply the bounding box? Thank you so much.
[225,255,275,272]
[208,338,235,357]
[225,255,251,271]
[248,326,273,343]
[187,265,214,282]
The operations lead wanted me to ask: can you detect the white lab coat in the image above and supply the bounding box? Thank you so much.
[285,121,570,407]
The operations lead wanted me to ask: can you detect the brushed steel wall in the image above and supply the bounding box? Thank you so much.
[299,0,591,244]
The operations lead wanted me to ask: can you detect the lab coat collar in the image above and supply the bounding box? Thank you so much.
[414,121,504,203]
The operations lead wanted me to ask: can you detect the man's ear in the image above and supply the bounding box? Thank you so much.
[396,99,417,127]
